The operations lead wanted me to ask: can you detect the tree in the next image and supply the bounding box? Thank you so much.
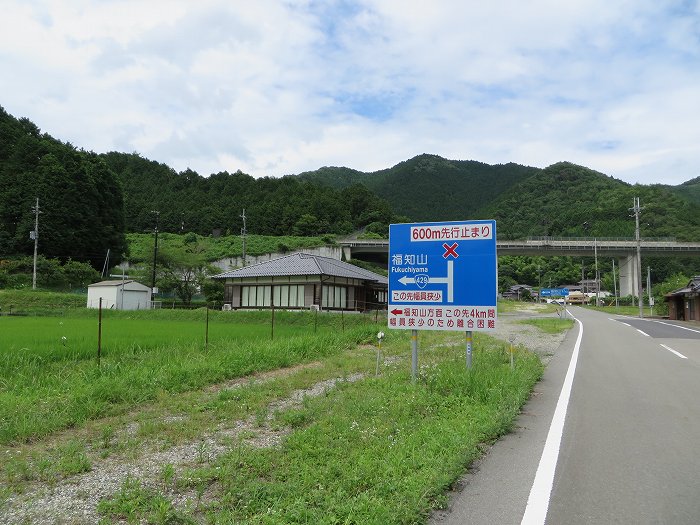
[155,244,212,305]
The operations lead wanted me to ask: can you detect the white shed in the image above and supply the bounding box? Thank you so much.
[87,280,151,310]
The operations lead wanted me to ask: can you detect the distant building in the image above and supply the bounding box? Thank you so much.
[501,284,534,301]
[212,253,387,311]
[665,276,700,321]
[87,280,151,310]
[579,279,600,294]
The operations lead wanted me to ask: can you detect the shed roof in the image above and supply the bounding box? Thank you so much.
[89,279,137,287]
[88,280,150,290]
[213,253,387,285]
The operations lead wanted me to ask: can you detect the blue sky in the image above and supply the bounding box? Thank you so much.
[1,1,699,185]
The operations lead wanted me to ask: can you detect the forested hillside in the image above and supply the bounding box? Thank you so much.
[0,106,126,265]
[300,156,700,241]
[300,154,538,221]
[485,162,700,240]
[2,105,699,279]
[101,152,396,237]
[666,176,700,206]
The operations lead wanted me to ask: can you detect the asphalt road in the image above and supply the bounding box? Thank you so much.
[432,307,700,525]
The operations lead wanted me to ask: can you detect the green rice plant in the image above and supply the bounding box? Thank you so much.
[0,312,379,444]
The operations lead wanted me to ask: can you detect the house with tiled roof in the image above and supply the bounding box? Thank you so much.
[665,275,700,321]
[212,253,387,311]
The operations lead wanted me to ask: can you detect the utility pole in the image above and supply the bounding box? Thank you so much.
[31,197,41,290]
[647,266,653,317]
[240,209,247,267]
[612,258,619,308]
[630,197,644,318]
[594,238,599,306]
[151,210,160,306]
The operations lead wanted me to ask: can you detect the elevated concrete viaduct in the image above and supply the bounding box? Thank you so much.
[339,237,700,297]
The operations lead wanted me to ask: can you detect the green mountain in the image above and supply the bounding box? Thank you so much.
[666,176,700,206]
[484,162,700,240]
[299,156,700,240]
[300,154,538,221]
[3,105,699,272]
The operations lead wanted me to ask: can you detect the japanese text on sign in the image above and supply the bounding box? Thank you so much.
[410,224,492,241]
[388,306,497,331]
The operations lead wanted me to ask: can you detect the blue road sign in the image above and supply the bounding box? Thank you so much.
[541,288,569,297]
[388,220,497,332]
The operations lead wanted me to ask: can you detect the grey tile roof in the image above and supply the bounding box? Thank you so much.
[667,276,700,296]
[213,253,387,285]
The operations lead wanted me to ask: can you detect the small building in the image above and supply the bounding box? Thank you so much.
[501,284,534,301]
[665,276,700,321]
[566,290,589,304]
[212,253,388,311]
[579,279,600,294]
[87,280,152,310]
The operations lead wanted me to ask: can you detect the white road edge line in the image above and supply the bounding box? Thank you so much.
[654,320,700,335]
[636,329,650,337]
[619,322,631,327]
[660,344,688,359]
[521,315,584,525]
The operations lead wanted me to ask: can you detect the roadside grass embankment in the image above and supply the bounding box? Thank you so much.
[96,330,544,524]
[518,317,574,334]
[498,300,558,315]
[583,304,659,317]
[0,289,85,314]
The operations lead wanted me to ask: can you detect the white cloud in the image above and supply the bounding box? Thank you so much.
[0,0,698,185]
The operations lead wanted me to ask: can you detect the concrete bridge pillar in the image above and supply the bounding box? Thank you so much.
[342,246,352,261]
[618,254,639,298]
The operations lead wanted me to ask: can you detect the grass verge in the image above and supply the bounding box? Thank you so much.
[518,317,574,334]
[97,331,544,524]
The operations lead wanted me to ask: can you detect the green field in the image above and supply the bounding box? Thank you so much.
[0,309,380,445]
[0,301,553,524]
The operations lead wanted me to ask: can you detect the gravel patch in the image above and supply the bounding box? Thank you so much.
[0,373,364,525]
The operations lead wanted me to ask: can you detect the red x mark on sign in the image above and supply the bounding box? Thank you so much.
[442,242,459,259]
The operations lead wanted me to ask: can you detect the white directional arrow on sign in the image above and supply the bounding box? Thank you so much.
[397,260,454,302]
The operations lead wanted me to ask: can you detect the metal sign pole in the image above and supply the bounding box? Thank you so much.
[411,330,418,382]
[465,330,473,369]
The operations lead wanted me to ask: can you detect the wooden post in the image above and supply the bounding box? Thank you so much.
[98,297,102,366]
[205,303,209,350]
[271,289,275,340]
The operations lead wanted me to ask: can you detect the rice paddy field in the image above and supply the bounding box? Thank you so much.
[0,308,380,445]
[0,295,553,524]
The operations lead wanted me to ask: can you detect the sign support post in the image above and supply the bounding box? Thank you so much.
[465,330,473,369]
[411,330,418,382]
